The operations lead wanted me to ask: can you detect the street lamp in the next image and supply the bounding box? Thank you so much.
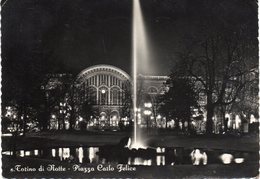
[144,102,152,108]
[144,110,152,116]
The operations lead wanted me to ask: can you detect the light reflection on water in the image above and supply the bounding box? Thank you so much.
[234,158,244,164]
[156,156,165,166]
[20,150,24,157]
[2,147,252,166]
[58,148,63,161]
[89,147,99,163]
[34,149,39,156]
[52,149,55,157]
[219,153,245,164]
[219,153,233,164]
[25,151,31,156]
[77,147,84,163]
[190,149,207,165]
[62,148,70,160]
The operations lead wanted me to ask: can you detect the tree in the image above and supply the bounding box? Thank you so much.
[229,69,259,122]
[76,83,96,129]
[121,81,132,118]
[175,0,258,133]
[159,74,199,131]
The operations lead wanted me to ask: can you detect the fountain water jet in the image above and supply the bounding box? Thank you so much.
[131,0,149,149]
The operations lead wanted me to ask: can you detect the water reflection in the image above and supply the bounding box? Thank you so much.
[63,148,70,160]
[234,158,244,164]
[52,149,56,157]
[89,147,96,163]
[20,150,24,157]
[58,148,63,161]
[156,147,165,153]
[219,153,233,164]
[190,149,207,165]
[77,147,84,163]
[2,146,254,166]
[156,155,165,165]
[2,151,13,155]
[144,159,152,166]
[25,151,31,156]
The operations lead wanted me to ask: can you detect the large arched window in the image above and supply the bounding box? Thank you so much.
[110,87,120,105]
[99,87,108,105]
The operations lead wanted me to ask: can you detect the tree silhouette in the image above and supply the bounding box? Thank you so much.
[159,74,199,131]
[175,0,258,133]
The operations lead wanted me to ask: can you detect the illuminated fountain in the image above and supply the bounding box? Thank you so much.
[131,0,149,149]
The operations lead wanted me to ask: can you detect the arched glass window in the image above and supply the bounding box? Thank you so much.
[110,87,120,105]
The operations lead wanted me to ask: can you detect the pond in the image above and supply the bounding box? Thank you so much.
[2,146,257,166]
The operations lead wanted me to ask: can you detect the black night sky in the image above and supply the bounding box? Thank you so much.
[1,0,257,82]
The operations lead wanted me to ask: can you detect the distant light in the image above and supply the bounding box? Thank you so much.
[234,158,244,164]
[52,115,56,118]
[156,147,162,153]
[135,108,141,112]
[144,102,152,108]
[157,115,162,119]
[144,110,152,115]
[219,153,233,164]
[101,89,106,94]
[79,117,83,122]
[250,114,256,123]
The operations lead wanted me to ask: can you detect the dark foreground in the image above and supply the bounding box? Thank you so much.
[2,131,259,178]
[2,155,259,178]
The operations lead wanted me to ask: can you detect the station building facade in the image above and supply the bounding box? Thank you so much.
[75,65,167,127]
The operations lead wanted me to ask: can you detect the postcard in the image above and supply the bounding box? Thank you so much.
[1,0,259,178]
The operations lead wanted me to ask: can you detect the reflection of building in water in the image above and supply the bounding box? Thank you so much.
[78,147,84,163]
[190,149,207,165]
